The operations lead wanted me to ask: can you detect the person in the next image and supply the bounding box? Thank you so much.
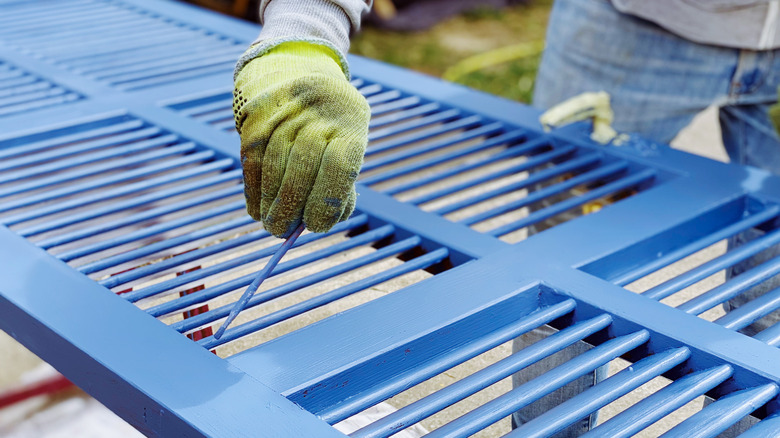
[517,2,780,436]
[232,0,780,435]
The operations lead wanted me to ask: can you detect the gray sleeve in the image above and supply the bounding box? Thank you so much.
[235,0,372,80]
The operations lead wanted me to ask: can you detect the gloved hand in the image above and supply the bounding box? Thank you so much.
[539,91,618,144]
[233,41,370,238]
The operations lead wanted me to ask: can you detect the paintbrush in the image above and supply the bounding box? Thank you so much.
[213,223,306,340]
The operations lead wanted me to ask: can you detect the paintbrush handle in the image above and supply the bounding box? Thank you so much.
[213,223,306,340]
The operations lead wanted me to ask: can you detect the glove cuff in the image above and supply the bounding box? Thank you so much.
[234,37,350,82]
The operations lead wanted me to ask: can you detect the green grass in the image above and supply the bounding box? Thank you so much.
[350,0,552,103]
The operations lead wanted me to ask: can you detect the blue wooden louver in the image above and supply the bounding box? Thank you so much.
[0,60,83,117]
[2,0,780,437]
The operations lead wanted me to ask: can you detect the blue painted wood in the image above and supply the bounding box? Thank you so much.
[737,412,780,437]
[716,286,780,331]
[407,143,578,206]
[200,247,451,351]
[352,314,612,438]
[426,331,654,438]
[640,216,780,299]
[583,365,734,438]
[579,196,769,282]
[0,226,346,438]
[214,223,306,340]
[362,122,510,175]
[0,141,197,195]
[1,0,780,436]
[509,347,692,438]
[361,129,531,186]
[753,322,780,347]
[430,152,603,215]
[7,163,240,230]
[125,219,359,301]
[56,200,245,258]
[312,299,582,425]
[0,60,82,117]
[660,384,779,438]
[679,257,780,315]
[455,160,630,224]
[50,186,246,255]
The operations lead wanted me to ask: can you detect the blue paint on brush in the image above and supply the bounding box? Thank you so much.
[214,222,306,340]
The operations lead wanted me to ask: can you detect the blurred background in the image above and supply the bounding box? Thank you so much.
[186,0,551,103]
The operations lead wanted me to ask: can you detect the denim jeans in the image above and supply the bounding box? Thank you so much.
[512,0,780,435]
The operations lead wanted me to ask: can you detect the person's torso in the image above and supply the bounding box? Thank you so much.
[611,0,780,50]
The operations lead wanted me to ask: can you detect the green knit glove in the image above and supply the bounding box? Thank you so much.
[233,42,370,237]
[771,87,780,135]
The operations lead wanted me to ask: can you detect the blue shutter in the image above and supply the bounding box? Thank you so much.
[1,1,779,437]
